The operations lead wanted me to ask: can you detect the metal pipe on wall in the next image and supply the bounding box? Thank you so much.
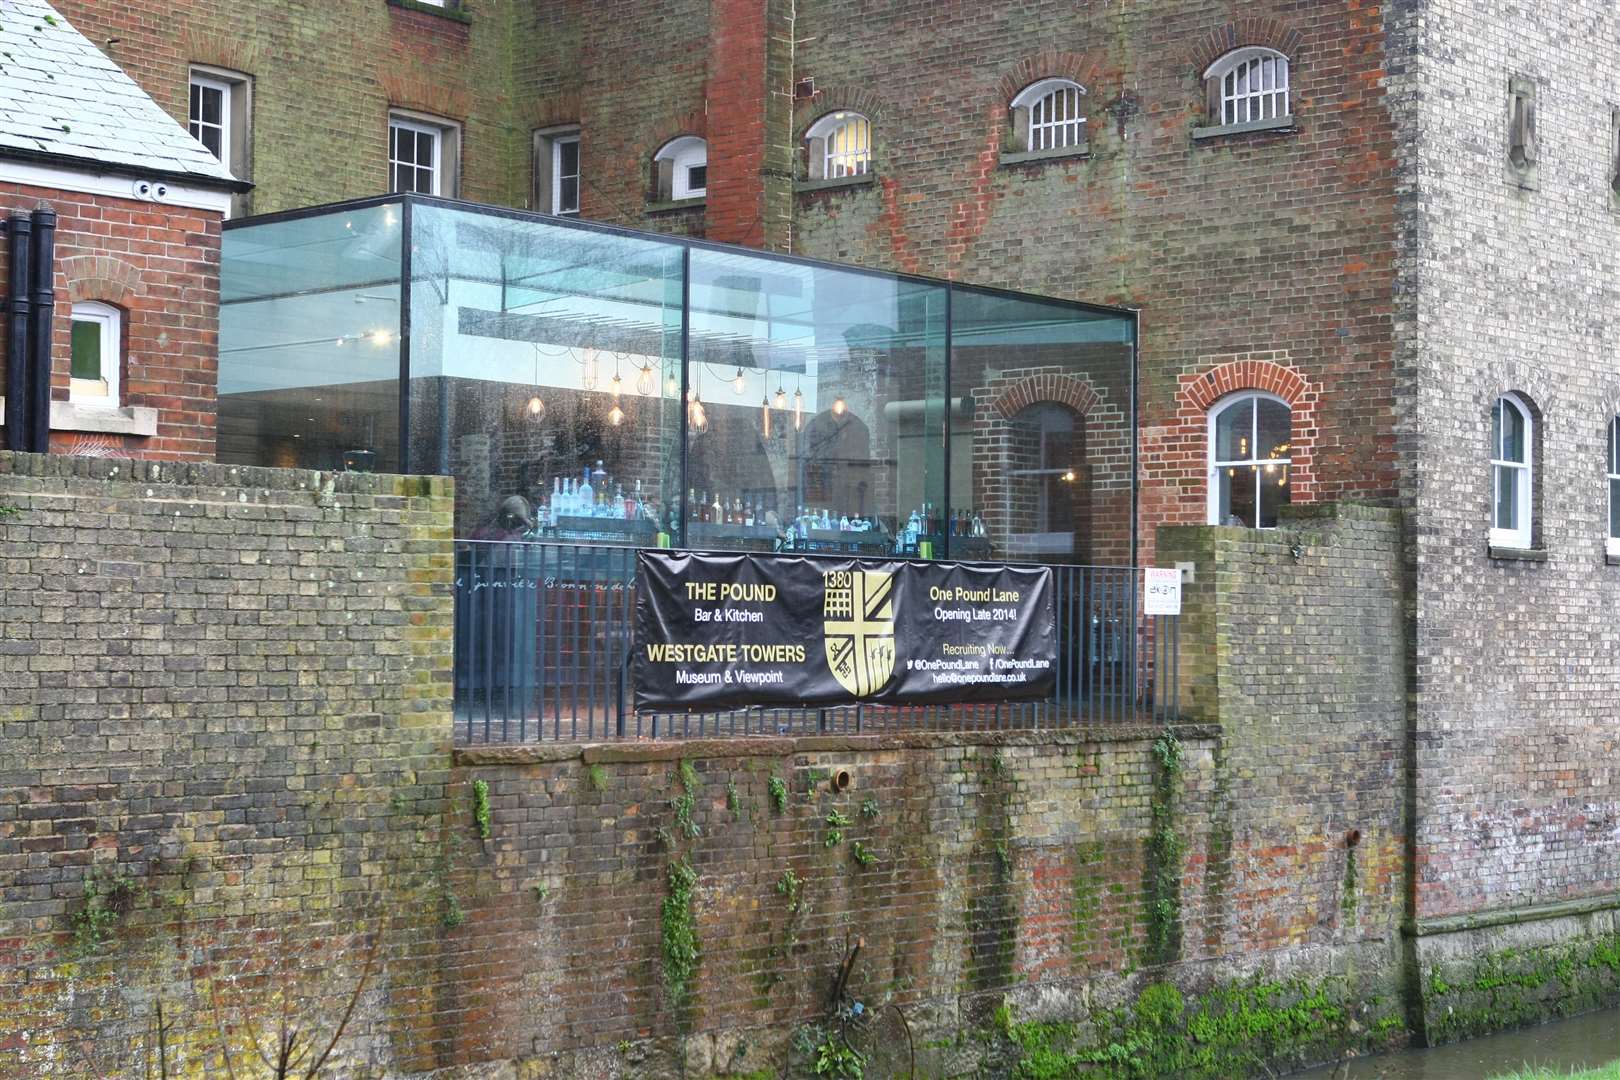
[26,206,57,454]
[4,213,33,452]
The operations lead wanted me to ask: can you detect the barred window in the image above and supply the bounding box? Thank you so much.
[1205,47,1291,127]
[804,112,872,180]
[1010,78,1087,153]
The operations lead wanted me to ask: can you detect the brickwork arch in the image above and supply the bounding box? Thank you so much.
[989,372,1100,420]
[183,29,264,76]
[792,86,886,142]
[1189,18,1305,73]
[60,255,143,307]
[380,74,471,122]
[522,93,583,132]
[994,50,1108,106]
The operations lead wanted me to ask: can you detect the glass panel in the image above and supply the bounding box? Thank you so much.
[1499,398,1525,463]
[1610,418,1618,475]
[1214,397,1254,463]
[1256,398,1291,461]
[559,177,579,214]
[218,202,403,472]
[949,289,1134,564]
[408,204,685,540]
[687,165,707,192]
[189,83,201,125]
[1495,465,1518,531]
[202,85,222,125]
[558,140,579,180]
[1258,461,1290,527]
[684,247,946,556]
[1219,466,1258,528]
[390,126,408,165]
[201,125,223,160]
[1611,477,1620,540]
[70,320,101,380]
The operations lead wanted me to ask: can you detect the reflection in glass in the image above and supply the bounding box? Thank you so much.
[218,203,403,471]
[1210,394,1292,528]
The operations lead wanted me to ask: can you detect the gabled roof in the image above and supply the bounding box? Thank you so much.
[0,0,242,189]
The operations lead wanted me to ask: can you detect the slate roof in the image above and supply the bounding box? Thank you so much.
[0,0,240,187]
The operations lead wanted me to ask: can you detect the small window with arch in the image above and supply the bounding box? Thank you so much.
[654,136,708,202]
[804,112,872,181]
[1490,394,1535,550]
[1009,78,1088,155]
[1208,392,1292,528]
[1200,47,1292,134]
[70,302,122,408]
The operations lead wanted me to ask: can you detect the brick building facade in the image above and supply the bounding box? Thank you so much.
[0,0,242,460]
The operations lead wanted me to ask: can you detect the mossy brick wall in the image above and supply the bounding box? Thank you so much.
[0,184,222,460]
[0,452,454,1077]
[50,0,525,215]
[431,721,1399,1078]
[1157,504,1408,998]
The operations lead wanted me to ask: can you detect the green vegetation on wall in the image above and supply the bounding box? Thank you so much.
[1425,931,1620,1044]
[1145,730,1186,966]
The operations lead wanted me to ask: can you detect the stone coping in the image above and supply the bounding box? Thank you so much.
[453,721,1219,766]
[1406,891,1620,937]
[0,450,451,499]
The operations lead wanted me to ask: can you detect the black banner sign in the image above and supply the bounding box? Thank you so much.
[634,551,1055,711]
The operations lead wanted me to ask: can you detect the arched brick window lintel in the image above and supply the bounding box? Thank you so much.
[1181,358,1310,413]
[990,373,1100,420]
[60,255,143,307]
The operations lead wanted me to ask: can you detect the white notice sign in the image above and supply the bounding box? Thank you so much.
[1143,567,1182,616]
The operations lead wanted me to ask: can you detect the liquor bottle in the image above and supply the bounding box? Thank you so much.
[712,491,723,524]
[578,468,593,516]
[688,489,697,523]
[551,476,562,524]
[744,501,755,528]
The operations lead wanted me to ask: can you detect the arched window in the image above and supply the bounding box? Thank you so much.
[1204,47,1291,127]
[1208,393,1292,528]
[654,136,708,201]
[804,112,872,180]
[1490,394,1533,549]
[1606,417,1619,556]
[1010,78,1087,153]
[70,301,122,407]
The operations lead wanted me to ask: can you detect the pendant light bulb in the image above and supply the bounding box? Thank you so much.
[793,387,804,431]
[581,347,599,391]
[636,364,656,396]
[761,396,772,438]
[608,403,625,427]
[773,384,787,410]
[832,395,847,416]
[733,367,747,395]
[609,371,622,399]
[526,395,545,419]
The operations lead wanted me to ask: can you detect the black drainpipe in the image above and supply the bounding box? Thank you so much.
[3,213,32,452]
[26,206,57,454]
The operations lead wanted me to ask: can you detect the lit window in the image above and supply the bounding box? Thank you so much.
[1491,395,1533,549]
[1607,418,1619,557]
[389,113,459,196]
[1208,393,1292,528]
[70,302,121,408]
[1010,79,1087,153]
[1205,47,1291,127]
[804,112,872,179]
[654,136,708,201]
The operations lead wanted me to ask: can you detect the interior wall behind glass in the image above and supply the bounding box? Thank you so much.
[218,203,403,471]
[407,206,684,539]
[682,248,946,557]
[948,291,1133,565]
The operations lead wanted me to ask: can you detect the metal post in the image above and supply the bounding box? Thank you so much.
[396,197,413,473]
[26,206,55,455]
[677,246,691,549]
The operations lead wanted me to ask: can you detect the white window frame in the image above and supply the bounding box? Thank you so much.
[551,132,581,215]
[1207,391,1293,528]
[656,136,708,201]
[69,302,121,408]
[188,74,231,163]
[1011,79,1087,152]
[1205,47,1291,127]
[1607,417,1620,557]
[804,111,872,179]
[389,113,448,196]
[1490,394,1534,550]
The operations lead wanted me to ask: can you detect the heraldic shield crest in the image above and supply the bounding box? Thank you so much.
[822,569,896,697]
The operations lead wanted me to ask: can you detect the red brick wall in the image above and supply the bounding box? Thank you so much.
[0,183,222,461]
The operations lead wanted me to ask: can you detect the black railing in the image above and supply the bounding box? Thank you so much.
[453,541,1180,743]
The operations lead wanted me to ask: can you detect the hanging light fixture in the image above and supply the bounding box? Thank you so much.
[525,344,546,420]
[608,402,625,426]
[773,381,787,410]
[761,395,772,438]
[733,367,747,395]
[793,386,804,431]
[609,355,623,399]
[832,395,847,416]
[636,362,656,396]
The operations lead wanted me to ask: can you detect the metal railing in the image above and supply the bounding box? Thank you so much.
[453,540,1180,743]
